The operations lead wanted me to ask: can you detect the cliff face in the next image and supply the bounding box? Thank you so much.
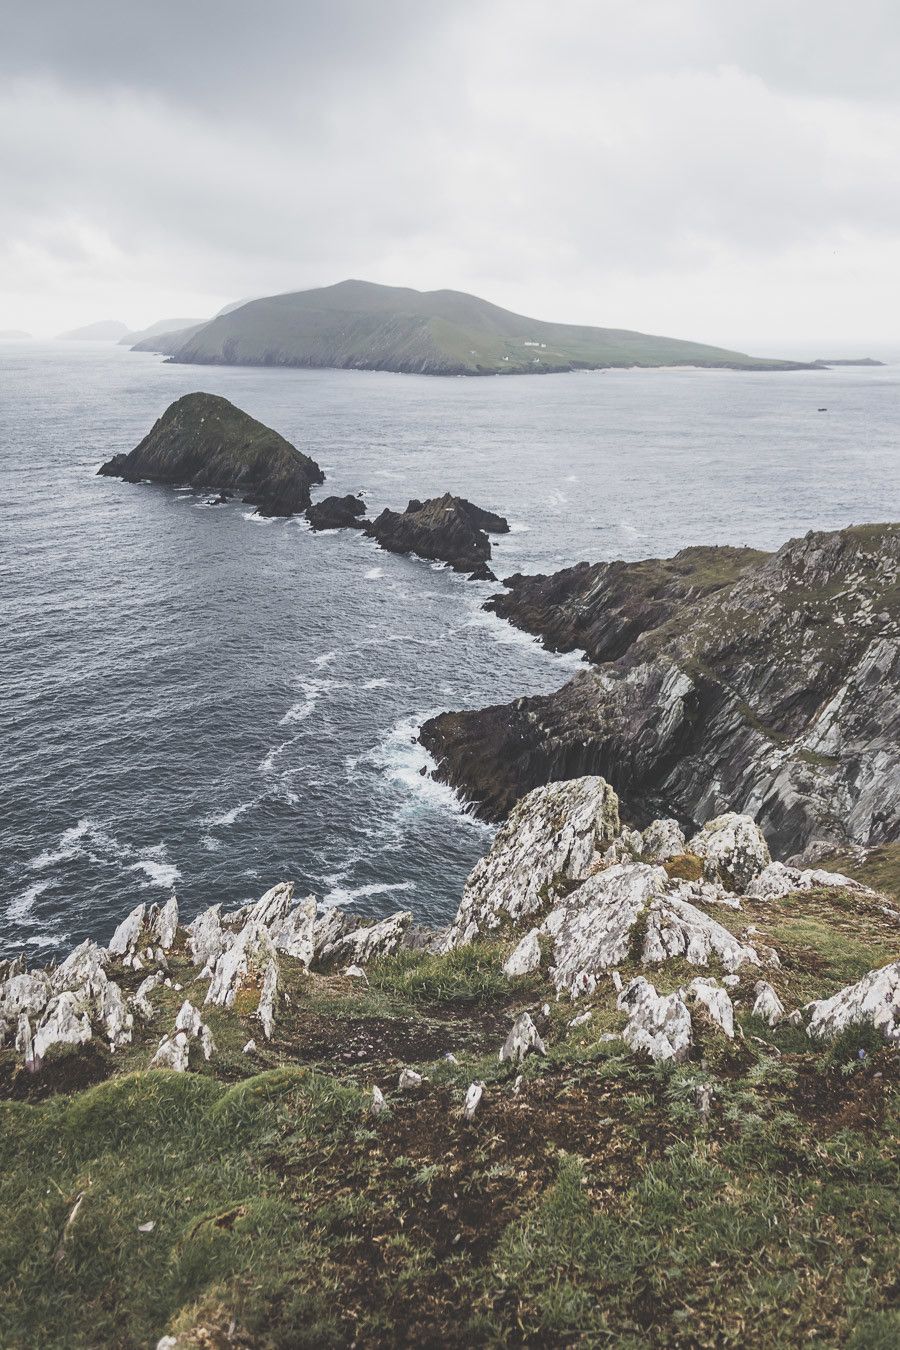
[98,392,325,516]
[421,524,900,857]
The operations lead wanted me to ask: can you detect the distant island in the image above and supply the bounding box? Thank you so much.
[57,320,129,341]
[812,357,886,367]
[0,329,32,339]
[118,317,203,346]
[133,279,813,376]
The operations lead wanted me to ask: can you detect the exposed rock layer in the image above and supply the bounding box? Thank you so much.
[421,524,900,856]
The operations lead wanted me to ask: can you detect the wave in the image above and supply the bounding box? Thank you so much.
[364,567,383,580]
[508,521,532,534]
[202,801,254,827]
[323,879,415,907]
[366,714,494,827]
[128,859,181,889]
[7,879,53,923]
[313,650,339,668]
[200,834,223,852]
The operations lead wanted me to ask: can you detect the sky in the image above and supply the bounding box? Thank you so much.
[2,0,899,350]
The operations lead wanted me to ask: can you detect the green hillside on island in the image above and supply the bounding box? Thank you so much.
[163,280,810,376]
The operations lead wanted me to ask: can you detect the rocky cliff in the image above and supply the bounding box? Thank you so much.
[98,392,325,517]
[421,523,900,857]
[365,493,510,578]
[1,778,898,1346]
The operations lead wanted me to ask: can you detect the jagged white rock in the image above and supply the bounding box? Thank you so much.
[0,970,52,1027]
[343,964,369,983]
[499,1011,546,1063]
[641,818,687,862]
[398,1068,423,1090]
[371,1085,387,1115]
[33,992,93,1061]
[685,978,735,1038]
[747,862,872,902]
[448,775,620,947]
[108,904,147,958]
[550,864,760,997]
[257,960,278,1039]
[502,929,542,978]
[689,813,771,891]
[603,827,643,864]
[320,910,412,967]
[805,960,900,1043]
[462,1081,484,1120]
[132,972,164,1020]
[205,921,277,1010]
[16,1013,35,1068]
[617,977,692,1063]
[238,881,295,930]
[187,904,228,972]
[752,981,786,1027]
[150,895,179,950]
[272,894,317,964]
[150,1030,191,1072]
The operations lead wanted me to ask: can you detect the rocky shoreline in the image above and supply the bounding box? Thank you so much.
[421,522,900,857]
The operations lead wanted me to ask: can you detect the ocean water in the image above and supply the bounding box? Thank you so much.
[1,342,898,959]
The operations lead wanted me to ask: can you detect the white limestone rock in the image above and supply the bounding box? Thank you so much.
[689,813,771,892]
[447,775,620,947]
[462,1081,484,1120]
[150,894,179,950]
[550,864,760,997]
[502,929,542,978]
[108,904,147,958]
[53,940,109,991]
[499,1011,546,1063]
[187,904,228,972]
[747,862,873,902]
[16,1014,35,1068]
[641,818,687,863]
[752,981,786,1027]
[150,1030,191,1072]
[205,921,278,1010]
[617,977,692,1064]
[0,970,52,1029]
[238,881,295,930]
[398,1068,423,1090]
[257,959,279,1039]
[320,910,412,967]
[33,992,92,1061]
[371,1085,387,1115]
[603,827,643,865]
[805,960,900,1044]
[132,972,164,1020]
[685,978,735,1038]
[272,894,317,965]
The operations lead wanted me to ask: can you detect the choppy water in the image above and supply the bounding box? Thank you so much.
[2,341,898,959]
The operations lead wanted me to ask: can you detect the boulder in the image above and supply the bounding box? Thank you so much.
[684,977,735,1038]
[306,494,368,531]
[205,922,278,1011]
[108,905,147,958]
[640,818,687,862]
[499,1012,546,1063]
[502,930,542,978]
[752,981,786,1027]
[447,776,620,947]
[805,959,900,1043]
[150,895,179,950]
[746,861,872,902]
[689,814,771,892]
[318,911,412,967]
[617,977,692,1063]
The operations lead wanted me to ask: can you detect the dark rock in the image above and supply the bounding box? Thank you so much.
[421,523,900,858]
[98,392,324,517]
[306,494,368,531]
[365,493,509,577]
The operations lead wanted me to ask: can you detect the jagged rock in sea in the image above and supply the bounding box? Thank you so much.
[421,523,900,857]
[364,493,509,579]
[97,392,325,516]
[306,494,368,531]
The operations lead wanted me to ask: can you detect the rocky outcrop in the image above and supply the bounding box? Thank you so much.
[365,493,509,579]
[98,392,324,517]
[447,776,620,947]
[805,960,900,1043]
[421,524,900,857]
[306,494,368,531]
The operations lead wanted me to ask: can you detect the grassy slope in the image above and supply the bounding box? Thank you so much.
[171,280,807,376]
[1,882,898,1348]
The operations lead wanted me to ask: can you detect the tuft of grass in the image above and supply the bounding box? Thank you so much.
[367,941,522,1004]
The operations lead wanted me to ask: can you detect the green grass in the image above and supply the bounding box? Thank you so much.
[367,940,526,1003]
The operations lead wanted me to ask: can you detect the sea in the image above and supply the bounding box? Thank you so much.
[2,341,899,959]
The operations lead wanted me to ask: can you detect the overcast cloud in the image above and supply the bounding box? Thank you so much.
[2,0,899,347]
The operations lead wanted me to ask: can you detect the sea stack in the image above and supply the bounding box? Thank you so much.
[365,493,509,579]
[306,494,369,531]
[98,392,325,517]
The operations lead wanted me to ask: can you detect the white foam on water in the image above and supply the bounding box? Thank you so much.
[242,511,275,524]
[508,521,532,534]
[364,567,383,580]
[30,819,122,871]
[260,740,293,773]
[361,677,390,689]
[313,650,339,668]
[323,879,415,908]
[26,933,65,950]
[129,858,181,889]
[619,520,644,538]
[7,879,53,923]
[366,714,493,829]
[201,835,223,852]
[202,801,254,827]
